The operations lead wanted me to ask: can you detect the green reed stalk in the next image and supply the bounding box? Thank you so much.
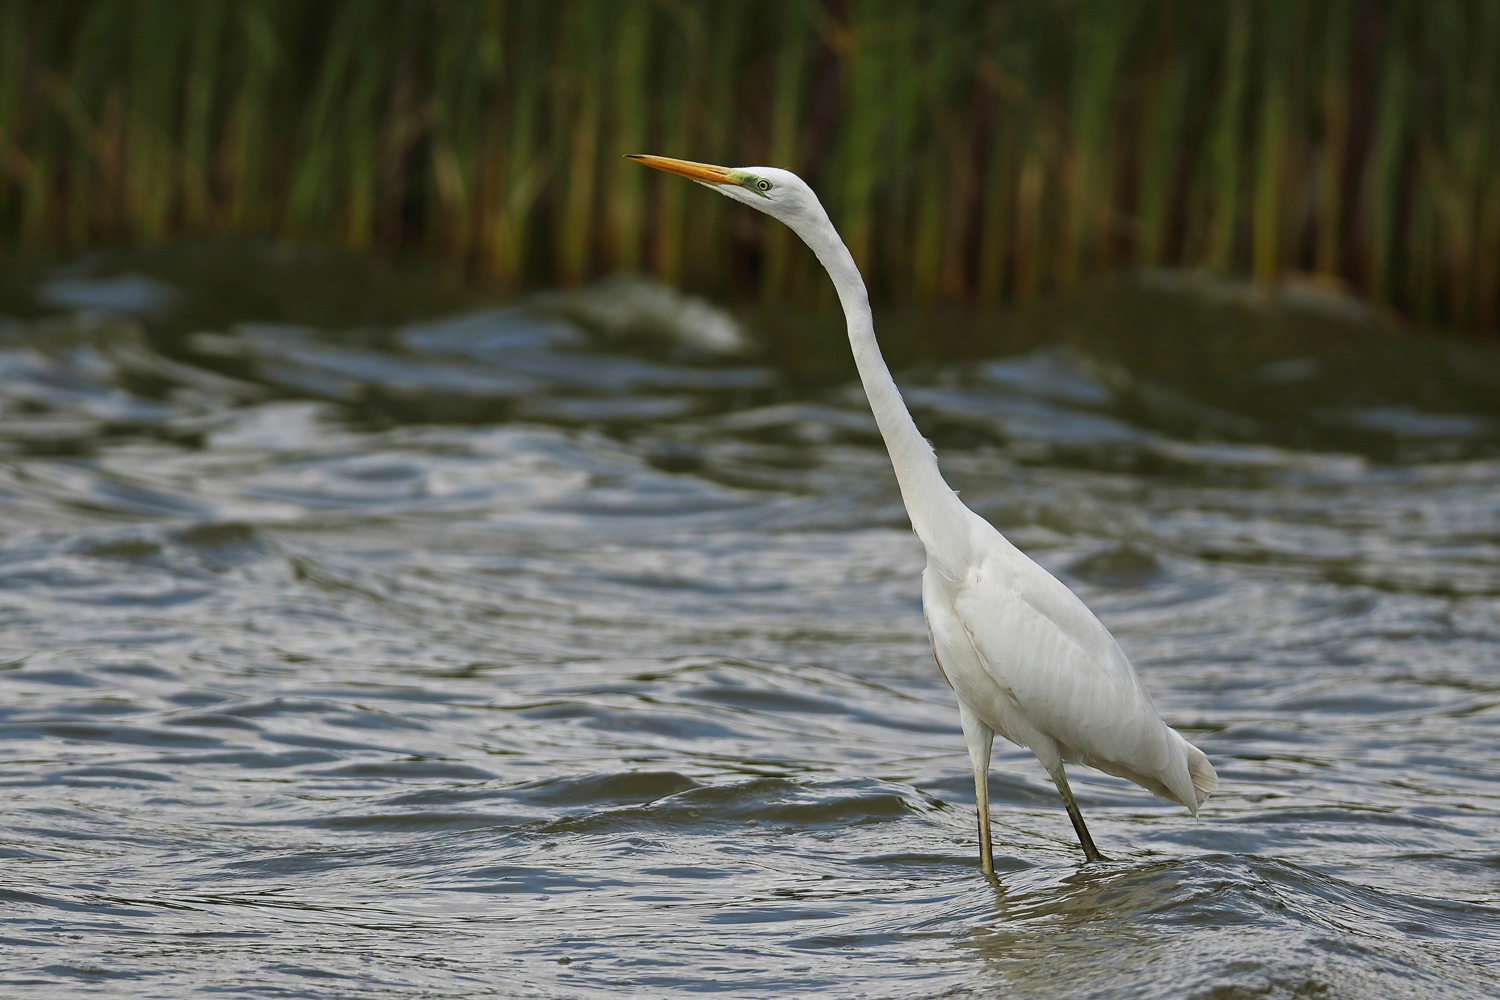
[1474,3,1500,331]
[20,144,50,247]
[1406,176,1438,324]
[1362,4,1408,305]
[974,3,1024,303]
[287,2,359,239]
[938,104,977,301]
[761,0,810,302]
[1014,4,1057,300]
[1061,0,1134,288]
[1135,6,1187,269]
[426,2,484,259]
[650,3,707,286]
[557,2,605,285]
[221,0,277,233]
[684,0,748,295]
[0,0,1495,334]
[1008,14,1056,308]
[1478,165,1500,332]
[126,0,181,241]
[1417,144,1470,331]
[909,145,943,304]
[975,116,1015,304]
[10,3,51,245]
[1419,0,1488,330]
[1204,1,1249,273]
[44,73,103,245]
[349,4,396,249]
[1422,4,1461,327]
[180,2,225,232]
[886,1,931,302]
[937,5,983,301]
[1011,124,1046,302]
[603,0,650,273]
[482,2,545,289]
[1251,0,1292,290]
[907,7,951,305]
[836,0,885,278]
[49,3,112,243]
[375,2,427,250]
[0,0,29,228]
[1314,0,1351,280]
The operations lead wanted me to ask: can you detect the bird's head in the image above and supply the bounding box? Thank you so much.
[626,155,822,234]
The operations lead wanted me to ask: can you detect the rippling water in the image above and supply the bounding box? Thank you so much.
[2,256,1498,998]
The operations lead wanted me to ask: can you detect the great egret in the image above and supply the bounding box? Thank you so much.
[628,154,1216,872]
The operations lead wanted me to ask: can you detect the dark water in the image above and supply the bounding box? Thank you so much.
[2,255,1499,998]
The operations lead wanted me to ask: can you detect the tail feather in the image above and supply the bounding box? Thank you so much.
[1061,731,1218,815]
[1182,738,1218,815]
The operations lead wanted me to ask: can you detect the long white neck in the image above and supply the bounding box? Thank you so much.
[792,208,970,557]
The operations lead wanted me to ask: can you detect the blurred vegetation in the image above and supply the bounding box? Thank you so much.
[0,0,1497,334]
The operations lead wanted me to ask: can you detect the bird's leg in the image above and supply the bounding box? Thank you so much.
[1043,762,1108,863]
[972,756,994,877]
[957,703,996,877]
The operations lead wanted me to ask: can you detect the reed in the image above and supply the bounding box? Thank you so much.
[556,1,605,285]
[179,1,225,232]
[1060,0,1134,289]
[649,2,706,288]
[601,0,649,274]
[221,0,277,235]
[1250,0,1291,291]
[0,0,1496,334]
[1313,0,1351,282]
[972,38,1016,307]
[1202,2,1248,276]
[480,0,544,289]
[425,0,486,260]
[1134,3,1186,271]
[682,1,748,296]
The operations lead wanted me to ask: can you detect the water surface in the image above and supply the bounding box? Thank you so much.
[1,256,1498,998]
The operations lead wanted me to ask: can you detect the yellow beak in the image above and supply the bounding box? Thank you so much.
[626,154,732,185]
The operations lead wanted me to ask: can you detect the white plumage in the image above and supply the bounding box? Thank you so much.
[629,155,1216,871]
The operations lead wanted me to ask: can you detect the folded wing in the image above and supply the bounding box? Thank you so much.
[945,517,1216,811]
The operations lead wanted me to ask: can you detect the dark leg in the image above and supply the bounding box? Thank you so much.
[1045,763,1109,863]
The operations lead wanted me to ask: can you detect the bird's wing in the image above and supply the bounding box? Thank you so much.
[945,517,1199,806]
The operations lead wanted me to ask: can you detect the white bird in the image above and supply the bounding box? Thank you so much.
[628,154,1217,872]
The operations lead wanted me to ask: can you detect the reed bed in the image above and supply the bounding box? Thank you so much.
[1,0,1497,333]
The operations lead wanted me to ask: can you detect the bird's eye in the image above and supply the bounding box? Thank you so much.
[756,178,772,192]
